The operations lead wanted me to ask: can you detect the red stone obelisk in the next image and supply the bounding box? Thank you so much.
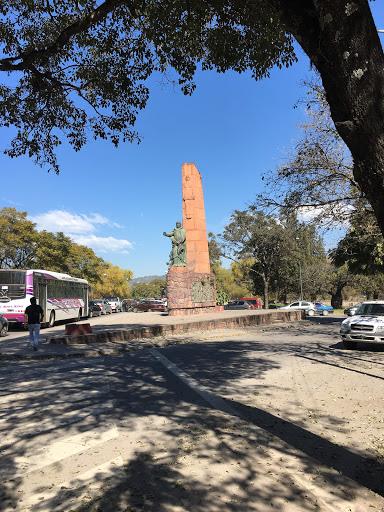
[167,163,216,316]
[182,162,211,274]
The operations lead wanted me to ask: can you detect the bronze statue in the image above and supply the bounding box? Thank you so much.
[163,222,187,266]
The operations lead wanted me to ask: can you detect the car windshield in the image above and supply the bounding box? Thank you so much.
[355,304,384,316]
[104,297,117,301]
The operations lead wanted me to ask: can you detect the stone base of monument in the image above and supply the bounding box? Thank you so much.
[166,267,216,316]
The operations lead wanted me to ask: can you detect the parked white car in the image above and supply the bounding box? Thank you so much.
[278,300,316,316]
[103,297,122,313]
[340,301,384,349]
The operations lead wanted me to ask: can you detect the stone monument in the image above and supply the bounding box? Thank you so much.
[165,163,216,316]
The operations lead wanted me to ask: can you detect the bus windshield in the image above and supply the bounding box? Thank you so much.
[0,270,27,301]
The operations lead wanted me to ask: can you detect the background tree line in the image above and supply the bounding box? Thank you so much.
[1,203,381,308]
[208,77,384,309]
[0,207,133,299]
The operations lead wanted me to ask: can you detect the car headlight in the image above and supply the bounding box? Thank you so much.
[340,322,350,333]
[375,325,384,332]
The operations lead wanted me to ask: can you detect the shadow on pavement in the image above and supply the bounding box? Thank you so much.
[2,319,384,511]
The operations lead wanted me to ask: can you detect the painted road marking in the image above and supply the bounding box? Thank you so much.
[13,425,120,475]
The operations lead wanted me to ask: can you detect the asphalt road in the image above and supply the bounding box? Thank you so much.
[1,316,384,512]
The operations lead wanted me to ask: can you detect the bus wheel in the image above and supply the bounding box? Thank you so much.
[48,311,55,328]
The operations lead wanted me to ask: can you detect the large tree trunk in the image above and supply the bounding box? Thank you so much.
[268,0,384,235]
[331,286,343,309]
[263,275,269,309]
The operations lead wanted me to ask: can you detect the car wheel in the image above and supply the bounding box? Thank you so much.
[148,309,152,312]
[343,340,357,349]
[307,309,315,316]
[322,310,329,316]
[133,308,138,313]
[48,311,55,327]
[0,323,8,336]
[89,310,93,318]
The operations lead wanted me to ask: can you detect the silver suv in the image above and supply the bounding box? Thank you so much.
[340,301,384,349]
[103,297,121,313]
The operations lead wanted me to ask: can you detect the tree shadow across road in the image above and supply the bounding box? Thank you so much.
[2,321,384,511]
[225,398,384,496]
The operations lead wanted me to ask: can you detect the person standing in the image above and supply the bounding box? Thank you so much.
[24,297,44,351]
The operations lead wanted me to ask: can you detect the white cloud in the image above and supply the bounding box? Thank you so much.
[72,234,133,253]
[30,210,111,234]
[29,210,133,254]
[297,204,355,227]
[297,206,325,223]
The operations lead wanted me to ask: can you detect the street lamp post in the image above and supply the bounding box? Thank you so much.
[296,237,303,301]
[298,258,303,301]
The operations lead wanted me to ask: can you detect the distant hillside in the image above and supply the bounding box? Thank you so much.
[129,275,166,287]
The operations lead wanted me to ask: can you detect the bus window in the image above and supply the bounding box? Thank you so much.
[0,270,26,300]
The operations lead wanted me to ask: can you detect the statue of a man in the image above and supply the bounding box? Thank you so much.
[163,222,187,266]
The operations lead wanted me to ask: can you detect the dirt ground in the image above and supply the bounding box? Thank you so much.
[1,316,384,511]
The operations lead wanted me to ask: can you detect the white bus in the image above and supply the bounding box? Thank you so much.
[0,269,88,327]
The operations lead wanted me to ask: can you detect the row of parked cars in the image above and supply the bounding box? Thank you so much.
[88,297,167,317]
[224,298,262,310]
[224,299,334,316]
[125,298,167,312]
[277,300,334,316]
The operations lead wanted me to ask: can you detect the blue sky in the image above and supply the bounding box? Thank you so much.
[2,3,384,278]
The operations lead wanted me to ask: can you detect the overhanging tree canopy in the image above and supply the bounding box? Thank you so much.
[1,1,384,237]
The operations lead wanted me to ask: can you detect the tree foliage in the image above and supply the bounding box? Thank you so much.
[0,0,295,173]
[130,279,166,299]
[214,264,251,300]
[331,205,384,275]
[0,207,37,268]
[66,243,108,284]
[256,76,384,279]
[208,232,223,275]
[0,207,132,288]
[221,210,296,307]
[90,263,133,298]
[33,230,73,272]
[256,76,360,228]
[2,1,384,241]
[354,274,384,301]
[219,209,327,306]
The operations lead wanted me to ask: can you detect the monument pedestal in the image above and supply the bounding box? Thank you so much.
[167,267,216,316]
